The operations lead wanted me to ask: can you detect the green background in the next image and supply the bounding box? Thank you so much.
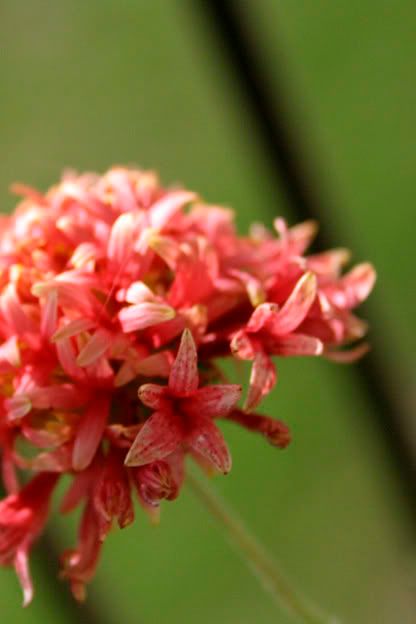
[0,2,414,623]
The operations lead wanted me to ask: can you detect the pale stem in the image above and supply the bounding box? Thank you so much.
[187,465,340,624]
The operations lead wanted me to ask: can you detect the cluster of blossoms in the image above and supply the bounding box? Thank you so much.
[0,167,375,604]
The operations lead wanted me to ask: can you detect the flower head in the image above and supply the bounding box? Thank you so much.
[0,167,375,603]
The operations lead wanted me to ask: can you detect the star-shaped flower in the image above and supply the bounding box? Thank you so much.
[125,329,242,474]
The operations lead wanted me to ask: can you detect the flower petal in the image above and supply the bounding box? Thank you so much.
[168,329,199,396]
[5,395,32,422]
[226,269,266,307]
[269,272,317,336]
[275,334,323,356]
[40,289,58,341]
[56,337,86,379]
[187,418,231,474]
[149,190,197,230]
[226,409,291,448]
[0,336,21,368]
[52,318,96,342]
[72,397,110,471]
[324,342,370,363]
[307,248,351,278]
[76,329,112,367]
[107,212,137,264]
[137,384,167,410]
[246,303,279,333]
[14,546,33,607]
[148,234,181,270]
[245,352,276,412]
[326,263,376,309]
[0,284,35,335]
[28,384,86,410]
[123,281,155,304]
[118,302,175,333]
[124,410,183,467]
[230,330,256,360]
[184,384,242,418]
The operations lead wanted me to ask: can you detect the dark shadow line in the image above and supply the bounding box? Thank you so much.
[194,1,416,519]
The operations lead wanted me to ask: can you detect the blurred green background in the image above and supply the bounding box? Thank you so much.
[0,2,415,623]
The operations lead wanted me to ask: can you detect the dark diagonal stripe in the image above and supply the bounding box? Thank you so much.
[194,0,416,521]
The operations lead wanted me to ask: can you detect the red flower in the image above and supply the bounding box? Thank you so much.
[0,472,58,605]
[125,329,242,474]
[0,167,375,602]
[231,272,322,410]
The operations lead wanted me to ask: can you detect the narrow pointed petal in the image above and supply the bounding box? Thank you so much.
[149,190,197,230]
[14,547,33,607]
[107,212,136,264]
[275,334,323,356]
[287,219,318,253]
[124,410,183,467]
[69,243,99,270]
[307,248,351,277]
[327,263,377,309]
[33,276,97,316]
[1,448,19,494]
[245,352,276,412]
[76,329,112,367]
[0,284,35,335]
[324,342,370,363]
[168,329,199,396]
[148,234,181,270]
[72,397,110,471]
[0,336,20,368]
[187,418,232,474]
[114,351,171,387]
[52,318,96,342]
[5,395,32,422]
[184,384,242,418]
[227,269,266,307]
[40,289,58,340]
[118,302,175,333]
[269,272,317,336]
[56,337,86,379]
[226,409,291,448]
[137,384,167,410]
[124,281,155,304]
[246,303,279,333]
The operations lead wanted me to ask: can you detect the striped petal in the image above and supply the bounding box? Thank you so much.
[275,334,323,357]
[187,418,231,474]
[168,329,199,396]
[76,329,112,367]
[137,384,167,410]
[124,410,183,467]
[118,302,175,333]
[184,384,242,418]
[52,318,96,342]
[245,351,276,412]
[325,263,376,310]
[268,272,317,336]
[72,397,110,471]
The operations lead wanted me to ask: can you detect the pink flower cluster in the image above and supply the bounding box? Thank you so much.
[0,167,375,603]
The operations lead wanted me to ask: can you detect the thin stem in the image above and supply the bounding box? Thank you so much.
[187,465,340,624]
